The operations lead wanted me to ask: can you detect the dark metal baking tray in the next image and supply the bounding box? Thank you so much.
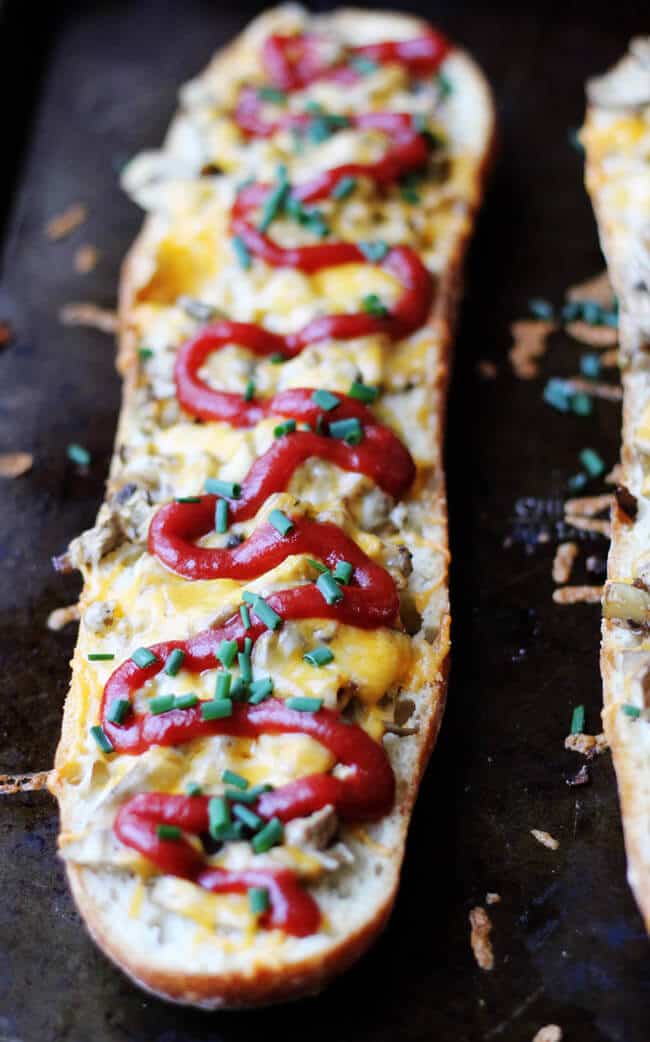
[0,2,648,1039]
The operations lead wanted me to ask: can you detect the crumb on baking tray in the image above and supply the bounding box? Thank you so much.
[477,359,497,379]
[509,320,556,379]
[566,269,613,306]
[485,892,501,905]
[47,604,80,632]
[532,1026,563,1042]
[469,906,494,971]
[60,302,118,333]
[531,829,559,850]
[564,731,609,757]
[553,585,603,605]
[45,202,87,241]
[552,542,578,584]
[0,452,33,478]
[74,244,100,274]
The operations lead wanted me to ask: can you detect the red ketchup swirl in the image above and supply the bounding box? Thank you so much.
[106,27,449,936]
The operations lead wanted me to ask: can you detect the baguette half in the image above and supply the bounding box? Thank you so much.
[50,5,495,1006]
[582,38,650,930]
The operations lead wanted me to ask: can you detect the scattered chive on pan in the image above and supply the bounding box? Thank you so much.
[232,235,251,270]
[274,419,296,437]
[232,804,263,830]
[307,558,328,574]
[177,295,218,322]
[175,496,201,504]
[149,694,175,715]
[316,571,344,605]
[107,699,131,725]
[244,378,255,402]
[580,353,602,380]
[304,645,334,667]
[571,393,593,417]
[204,478,241,499]
[201,698,233,720]
[579,448,605,478]
[311,389,340,411]
[622,704,641,719]
[258,166,289,233]
[240,605,251,630]
[570,705,585,735]
[215,671,232,700]
[67,443,91,466]
[249,677,273,702]
[331,175,356,200]
[174,693,199,710]
[138,347,153,361]
[164,648,185,676]
[362,293,389,318]
[186,782,202,797]
[257,86,286,104]
[222,769,248,790]
[286,696,323,713]
[568,473,588,492]
[348,380,379,403]
[269,509,294,536]
[218,639,238,669]
[238,651,252,684]
[251,816,283,854]
[242,592,282,630]
[528,298,554,320]
[90,725,114,754]
[88,653,114,661]
[215,498,229,533]
[329,417,363,444]
[332,560,353,584]
[350,55,378,75]
[208,796,230,837]
[358,241,389,263]
[156,825,182,841]
[543,378,572,413]
[248,886,270,915]
[131,647,158,669]
[229,678,249,701]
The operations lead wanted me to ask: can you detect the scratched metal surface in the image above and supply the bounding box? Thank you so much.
[0,1,648,1040]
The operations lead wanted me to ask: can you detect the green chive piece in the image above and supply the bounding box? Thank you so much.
[248,783,273,798]
[311,389,340,411]
[132,647,158,669]
[307,557,328,574]
[571,393,593,417]
[215,498,229,534]
[201,698,233,720]
[437,71,453,98]
[307,113,350,145]
[217,823,247,842]
[580,353,602,380]
[149,693,175,715]
[286,696,323,713]
[332,175,357,200]
[186,782,202,797]
[329,417,363,444]
[244,637,253,655]
[400,181,420,204]
[230,678,249,701]
[259,169,289,232]
[138,347,154,361]
[350,55,378,75]
[269,509,294,536]
[570,705,585,735]
[543,378,572,413]
[204,478,241,499]
[562,300,582,322]
[332,560,353,584]
[88,653,115,662]
[317,571,344,605]
[579,448,605,478]
[240,605,251,630]
[358,241,389,263]
[218,639,238,669]
[232,804,263,830]
[528,298,554,320]
[244,378,255,402]
[568,473,588,492]
[622,704,642,719]
[348,380,379,403]
[249,886,270,915]
[215,671,232,700]
[249,677,273,702]
[304,645,334,667]
[222,769,249,790]
[582,300,603,325]
[90,724,114,754]
[269,352,288,364]
[362,293,389,318]
[174,693,199,710]
[209,796,231,837]
[175,496,202,503]
[177,295,218,322]
[238,652,252,684]
[257,86,287,103]
[156,824,182,841]
[232,235,251,270]
[243,593,282,631]
[164,648,185,677]
[67,443,91,466]
[107,699,131,725]
[251,816,283,854]
[225,788,256,803]
[274,419,297,437]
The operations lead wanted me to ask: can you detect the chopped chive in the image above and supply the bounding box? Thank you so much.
[269,509,294,536]
[582,300,603,325]
[257,86,287,103]
[350,56,379,75]
[132,647,159,669]
[156,824,182,841]
[332,560,353,584]
[528,298,554,320]
[329,417,363,444]
[562,300,582,322]
[174,693,199,710]
[229,678,249,701]
[269,352,288,364]
[177,295,218,322]
[175,496,202,503]
[201,698,233,720]
[90,724,114,753]
[244,637,253,655]
[307,558,328,574]
[186,781,202,796]
[215,498,229,534]
[243,592,282,631]
[259,169,289,232]
[164,648,185,677]
[307,112,350,145]
[107,698,131,725]
[362,293,389,318]
[304,645,334,667]
[225,788,257,803]
[570,705,585,735]
[204,478,241,499]
[622,703,641,719]
[218,639,238,669]
[240,604,251,630]
[238,651,252,684]
[208,796,230,837]
[232,235,252,270]
[580,353,602,380]
[249,677,273,702]
[568,473,588,492]
[543,378,572,413]
[358,241,389,263]
[248,886,270,915]
[232,804,263,830]
[579,448,605,478]
[67,443,91,466]
[248,783,273,798]
[571,393,593,417]
[244,378,255,402]
[88,653,115,661]
[222,769,249,790]
[215,671,232,700]
[436,71,453,98]
[348,380,379,403]
[286,696,323,713]
[274,419,297,437]
[317,571,344,605]
[149,693,175,715]
[400,177,421,204]
[138,347,154,362]
[251,816,283,854]
[311,389,340,411]
[331,175,357,200]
